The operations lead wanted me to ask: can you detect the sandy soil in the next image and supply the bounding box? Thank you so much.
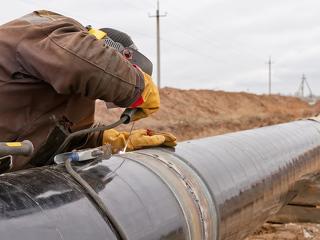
[95,87,319,140]
[95,88,320,240]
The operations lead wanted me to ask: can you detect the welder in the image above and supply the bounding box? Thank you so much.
[0,10,176,172]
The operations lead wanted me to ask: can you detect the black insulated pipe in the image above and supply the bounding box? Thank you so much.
[0,118,319,240]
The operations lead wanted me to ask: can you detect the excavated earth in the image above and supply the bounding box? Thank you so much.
[95,87,320,240]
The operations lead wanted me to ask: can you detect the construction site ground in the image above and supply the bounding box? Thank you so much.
[95,87,320,240]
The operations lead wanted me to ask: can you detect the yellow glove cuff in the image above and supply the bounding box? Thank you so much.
[133,72,160,121]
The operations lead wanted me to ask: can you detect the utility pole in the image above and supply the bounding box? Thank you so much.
[301,74,306,97]
[149,0,167,88]
[298,74,313,98]
[267,56,274,95]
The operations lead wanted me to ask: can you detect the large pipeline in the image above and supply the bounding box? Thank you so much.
[0,118,320,240]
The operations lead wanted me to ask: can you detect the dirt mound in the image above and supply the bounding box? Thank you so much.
[95,87,318,140]
[313,101,320,113]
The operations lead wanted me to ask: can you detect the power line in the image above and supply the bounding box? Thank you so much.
[149,0,167,88]
[160,37,216,60]
[114,0,146,11]
[140,0,156,9]
[11,0,267,90]
[163,9,264,62]
[15,0,262,63]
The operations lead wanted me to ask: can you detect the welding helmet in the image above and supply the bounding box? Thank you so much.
[87,26,153,76]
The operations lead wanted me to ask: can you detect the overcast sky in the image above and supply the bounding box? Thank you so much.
[1,0,320,95]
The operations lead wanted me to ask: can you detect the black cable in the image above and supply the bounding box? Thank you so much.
[49,94,137,165]
[65,159,127,240]
[58,109,137,239]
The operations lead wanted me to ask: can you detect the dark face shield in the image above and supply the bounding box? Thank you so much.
[99,27,153,75]
[122,47,153,76]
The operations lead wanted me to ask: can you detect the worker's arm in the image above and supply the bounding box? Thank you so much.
[16,11,144,107]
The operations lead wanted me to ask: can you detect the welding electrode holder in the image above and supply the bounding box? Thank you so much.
[121,108,138,124]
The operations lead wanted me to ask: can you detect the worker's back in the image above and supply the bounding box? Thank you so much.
[0,11,96,169]
[0,10,145,170]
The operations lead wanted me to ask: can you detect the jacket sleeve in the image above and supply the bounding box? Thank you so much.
[16,18,144,107]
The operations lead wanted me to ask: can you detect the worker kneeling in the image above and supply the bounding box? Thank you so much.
[0,10,176,172]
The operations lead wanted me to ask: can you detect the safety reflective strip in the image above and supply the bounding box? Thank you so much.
[88,28,107,40]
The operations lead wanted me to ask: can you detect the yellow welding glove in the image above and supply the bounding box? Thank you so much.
[146,130,177,147]
[102,129,176,153]
[130,71,160,121]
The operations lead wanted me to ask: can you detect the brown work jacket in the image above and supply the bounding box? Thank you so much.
[0,10,144,170]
